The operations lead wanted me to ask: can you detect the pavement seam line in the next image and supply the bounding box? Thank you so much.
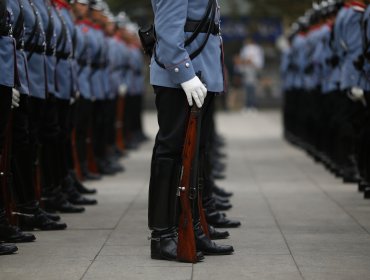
[79,175,150,280]
[247,160,306,280]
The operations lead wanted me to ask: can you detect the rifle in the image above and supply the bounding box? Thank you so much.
[71,128,83,181]
[87,126,99,174]
[115,96,125,152]
[177,105,202,263]
[197,157,209,237]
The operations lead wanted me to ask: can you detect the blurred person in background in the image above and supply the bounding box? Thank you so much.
[237,37,264,112]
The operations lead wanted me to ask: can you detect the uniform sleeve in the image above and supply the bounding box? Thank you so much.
[154,0,195,85]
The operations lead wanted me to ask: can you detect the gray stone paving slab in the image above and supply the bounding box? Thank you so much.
[192,254,302,280]
[3,112,370,280]
[83,262,192,280]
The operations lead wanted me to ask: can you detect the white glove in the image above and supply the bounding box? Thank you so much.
[11,88,20,109]
[118,84,128,96]
[181,76,207,108]
[348,87,367,106]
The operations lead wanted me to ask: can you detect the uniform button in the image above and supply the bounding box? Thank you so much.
[185,63,190,68]
[174,67,179,73]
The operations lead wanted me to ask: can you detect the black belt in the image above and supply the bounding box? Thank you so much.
[78,59,88,67]
[184,20,220,35]
[91,62,105,69]
[0,25,12,37]
[56,51,71,60]
[45,47,55,56]
[24,44,45,54]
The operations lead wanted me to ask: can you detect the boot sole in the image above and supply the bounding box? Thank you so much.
[202,251,234,256]
[151,254,204,262]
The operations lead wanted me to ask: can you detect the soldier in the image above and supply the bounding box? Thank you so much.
[72,0,101,182]
[121,22,147,149]
[0,0,22,255]
[148,0,235,261]
[51,0,97,206]
[6,0,67,231]
[88,0,118,175]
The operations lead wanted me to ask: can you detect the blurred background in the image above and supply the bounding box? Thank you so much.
[106,0,313,110]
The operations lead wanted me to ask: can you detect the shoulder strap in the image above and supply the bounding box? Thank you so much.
[44,0,55,52]
[189,0,216,60]
[25,0,41,47]
[13,0,25,43]
[54,7,68,55]
[0,0,8,34]
[184,0,214,47]
[154,0,217,69]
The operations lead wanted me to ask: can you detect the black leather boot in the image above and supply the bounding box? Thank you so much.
[62,175,97,206]
[214,198,232,211]
[39,208,61,222]
[0,243,18,255]
[204,198,241,228]
[213,185,233,198]
[81,162,101,181]
[364,187,370,199]
[213,194,230,203]
[43,186,85,213]
[148,158,180,230]
[206,211,241,228]
[194,223,234,255]
[358,181,369,193]
[150,229,178,261]
[208,225,230,240]
[17,202,67,231]
[70,171,97,195]
[0,210,35,243]
[150,229,204,262]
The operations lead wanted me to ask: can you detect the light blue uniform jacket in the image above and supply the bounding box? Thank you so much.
[33,0,56,95]
[291,33,306,90]
[75,22,92,100]
[23,0,47,99]
[359,5,370,91]
[127,47,145,96]
[89,26,105,100]
[54,6,75,100]
[0,5,16,88]
[150,0,224,93]
[337,4,365,91]
[9,0,29,94]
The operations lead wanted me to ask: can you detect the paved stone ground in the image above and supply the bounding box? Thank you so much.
[1,111,370,280]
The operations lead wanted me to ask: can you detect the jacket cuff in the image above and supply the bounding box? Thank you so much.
[166,58,196,85]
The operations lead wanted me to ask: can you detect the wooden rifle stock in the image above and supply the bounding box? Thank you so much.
[71,128,83,181]
[191,105,209,238]
[115,96,125,152]
[177,105,201,263]
[87,127,99,174]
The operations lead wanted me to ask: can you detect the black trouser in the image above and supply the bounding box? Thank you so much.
[124,94,144,143]
[29,96,61,194]
[0,86,13,210]
[148,86,215,231]
[75,97,93,168]
[105,98,117,148]
[11,94,36,205]
[0,86,12,151]
[93,100,108,160]
[55,98,73,179]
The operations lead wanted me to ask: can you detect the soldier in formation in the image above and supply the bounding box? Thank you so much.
[283,0,370,199]
[0,0,148,255]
